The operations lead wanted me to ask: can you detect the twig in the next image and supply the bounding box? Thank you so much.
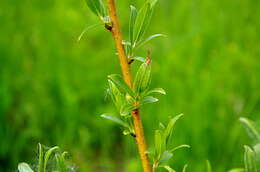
[107,0,152,171]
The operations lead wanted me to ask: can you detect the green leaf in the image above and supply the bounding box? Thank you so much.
[133,56,146,63]
[240,117,260,142]
[108,80,125,110]
[134,3,153,44]
[155,130,162,159]
[149,0,158,8]
[253,143,260,169]
[162,165,176,172]
[101,114,129,128]
[85,0,106,19]
[146,88,166,96]
[133,58,152,95]
[244,145,257,172]
[85,0,99,16]
[78,23,102,42]
[122,40,131,56]
[141,96,158,105]
[125,93,135,105]
[159,122,166,130]
[182,164,188,172]
[55,153,67,172]
[159,151,173,164]
[164,114,184,146]
[38,143,43,172]
[206,160,212,172]
[120,103,135,116]
[43,146,59,172]
[18,163,34,172]
[169,144,190,153]
[137,34,166,49]
[108,74,135,98]
[129,6,137,49]
[228,169,245,172]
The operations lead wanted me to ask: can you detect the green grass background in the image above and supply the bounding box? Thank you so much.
[0,0,260,171]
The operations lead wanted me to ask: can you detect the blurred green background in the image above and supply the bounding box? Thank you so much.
[0,0,260,171]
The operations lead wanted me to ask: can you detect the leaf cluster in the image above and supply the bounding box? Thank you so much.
[125,0,165,60]
[18,143,74,172]
[229,118,260,172]
[151,114,190,172]
[101,58,166,136]
[82,0,165,58]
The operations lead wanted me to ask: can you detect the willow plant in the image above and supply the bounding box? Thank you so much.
[18,143,75,172]
[82,0,189,171]
[228,117,260,172]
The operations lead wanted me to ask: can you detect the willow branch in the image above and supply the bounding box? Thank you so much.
[107,0,152,171]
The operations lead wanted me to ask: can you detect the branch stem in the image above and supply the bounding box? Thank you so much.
[107,0,152,171]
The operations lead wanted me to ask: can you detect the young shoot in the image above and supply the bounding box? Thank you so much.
[228,117,260,172]
[84,0,184,171]
[18,143,75,172]
[101,57,166,137]
[150,114,190,172]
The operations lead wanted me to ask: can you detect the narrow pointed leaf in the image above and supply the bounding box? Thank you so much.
[85,0,104,17]
[101,114,128,128]
[78,23,102,42]
[155,130,162,158]
[253,143,260,169]
[240,117,260,142]
[108,80,125,110]
[55,153,67,172]
[182,164,188,172]
[85,0,99,16]
[120,104,135,116]
[169,144,190,153]
[85,0,106,19]
[133,58,152,94]
[146,88,166,96]
[149,0,158,8]
[137,34,166,49]
[38,143,43,172]
[159,151,173,164]
[18,163,34,172]
[133,56,146,63]
[162,165,176,172]
[206,160,212,172]
[129,5,137,47]
[141,96,158,105]
[108,74,135,98]
[43,146,59,172]
[134,3,153,44]
[244,145,257,172]
[165,114,184,145]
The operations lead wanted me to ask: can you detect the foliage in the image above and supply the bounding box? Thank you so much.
[150,114,190,172]
[18,144,75,172]
[0,0,259,171]
[83,0,165,62]
[229,118,260,172]
[124,1,166,60]
[87,0,188,170]
[101,57,166,136]
[84,0,109,23]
